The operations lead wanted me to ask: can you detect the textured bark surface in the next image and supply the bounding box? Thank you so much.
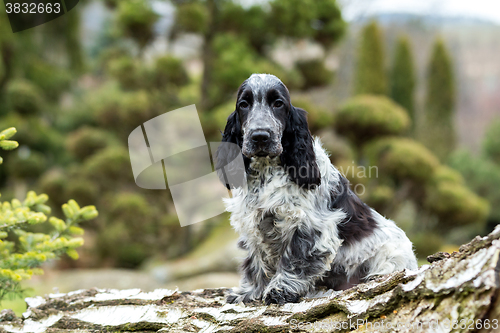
[1,225,500,333]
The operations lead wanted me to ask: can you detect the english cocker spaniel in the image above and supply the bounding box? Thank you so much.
[216,74,417,305]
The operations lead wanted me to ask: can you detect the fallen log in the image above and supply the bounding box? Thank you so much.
[1,224,500,333]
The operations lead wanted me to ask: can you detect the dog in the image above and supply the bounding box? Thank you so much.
[215,74,418,305]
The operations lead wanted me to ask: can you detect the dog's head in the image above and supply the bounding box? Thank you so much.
[217,74,320,189]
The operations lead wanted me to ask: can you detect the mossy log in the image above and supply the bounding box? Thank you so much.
[2,225,500,333]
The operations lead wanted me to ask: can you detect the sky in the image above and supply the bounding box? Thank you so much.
[339,0,500,24]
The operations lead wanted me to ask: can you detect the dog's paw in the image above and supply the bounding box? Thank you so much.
[226,293,240,304]
[264,288,301,305]
[225,290,256,304]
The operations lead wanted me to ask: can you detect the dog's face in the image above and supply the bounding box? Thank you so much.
[218,73,321,189]
[236,74,290,158]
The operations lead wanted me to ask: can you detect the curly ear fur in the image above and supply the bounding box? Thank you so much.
[215,111,249,189]
[280,106,321,189]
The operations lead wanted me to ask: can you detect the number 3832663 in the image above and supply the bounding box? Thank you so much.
[5,2,61,14]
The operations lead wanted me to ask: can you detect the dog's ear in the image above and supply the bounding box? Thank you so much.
[221,110,243,147]
[215,111,249,189]
[280,106,321,189]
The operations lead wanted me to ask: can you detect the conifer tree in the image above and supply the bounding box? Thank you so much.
[354,21,387,95]
[424,38,456,160]
[390,36,416,123]
[0,128,98,301]
[174,0,346,110]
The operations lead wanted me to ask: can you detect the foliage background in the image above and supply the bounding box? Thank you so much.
[0,0,499,314]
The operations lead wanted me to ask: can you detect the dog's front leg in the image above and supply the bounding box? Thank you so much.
[227,250,271,304]
[263,228,336,305]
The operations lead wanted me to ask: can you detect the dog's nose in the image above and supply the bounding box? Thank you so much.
[251,130,270,145]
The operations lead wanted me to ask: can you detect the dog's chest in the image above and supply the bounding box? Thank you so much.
[236,165,308,258]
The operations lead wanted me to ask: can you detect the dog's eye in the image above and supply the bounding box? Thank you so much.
[273,100,284,108]
[239,101,250,110]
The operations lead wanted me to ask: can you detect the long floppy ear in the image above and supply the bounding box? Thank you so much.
[221,111,243,146]
[215,111,249,189]
[280,106,321,189]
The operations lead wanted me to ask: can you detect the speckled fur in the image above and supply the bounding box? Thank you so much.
[221,74,418,305]
[225,139,417,304]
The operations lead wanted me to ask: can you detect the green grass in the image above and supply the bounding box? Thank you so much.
[0,297,27,316]
[0,288,37,316]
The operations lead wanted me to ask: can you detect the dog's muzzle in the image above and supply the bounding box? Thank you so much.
[243,129,282,158]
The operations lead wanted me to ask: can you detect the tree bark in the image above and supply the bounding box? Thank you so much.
[1,225,500,333]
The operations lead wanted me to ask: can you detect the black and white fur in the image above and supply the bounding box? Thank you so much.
[216,74,417,305]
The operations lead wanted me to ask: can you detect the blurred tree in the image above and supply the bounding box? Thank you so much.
[333,95,489,258]
[5,80,44,116]
[423,38,456,160]
[116,0,159,52]
[390,36,416,125]
[483,119,500,165]
[173,0,346,110]
[335,95,410,147]
[2,0,347,269]
[296,59,333,89]
[0,12,15,105]
[0,128,98,301]
[450,119,500,233]
[354,21,387,95]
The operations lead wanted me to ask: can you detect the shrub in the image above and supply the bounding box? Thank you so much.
[335,95,410,146]
[6,149,47,179]
[425,39,455,121]
[310,0,346,48]
[483,119,500,165]
[390,36,416,122]
[0,114,63,154]
[120,90,153,130]
[365,138,439,183]
[38,170,68,207]
[93,85,124,130]
[450,150,500,225]
[355,21,387,95]
[425,181,489,228]
[209,33,260,108]
[93,86,153,136]
[25,60,72,102]
[412,232,444,259]
[153,56,189,88]
[6,80,44,115]
[107,56,145,90]
[431,165,464,185]
[83,146,133,187]
[335,159,367,188]
[365,185,394,212]
[173,2,209,35]
[207,101,235,135]
[66,127,112,161]
[295,59,333,89]
[423,38,456,160]
[218,3,273,53]
[66,179,99,207]
[116,0,159,50]
[97,193,155,268]
[269,0,316,39]
[0,128,98,301]
[291,98,334,132]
